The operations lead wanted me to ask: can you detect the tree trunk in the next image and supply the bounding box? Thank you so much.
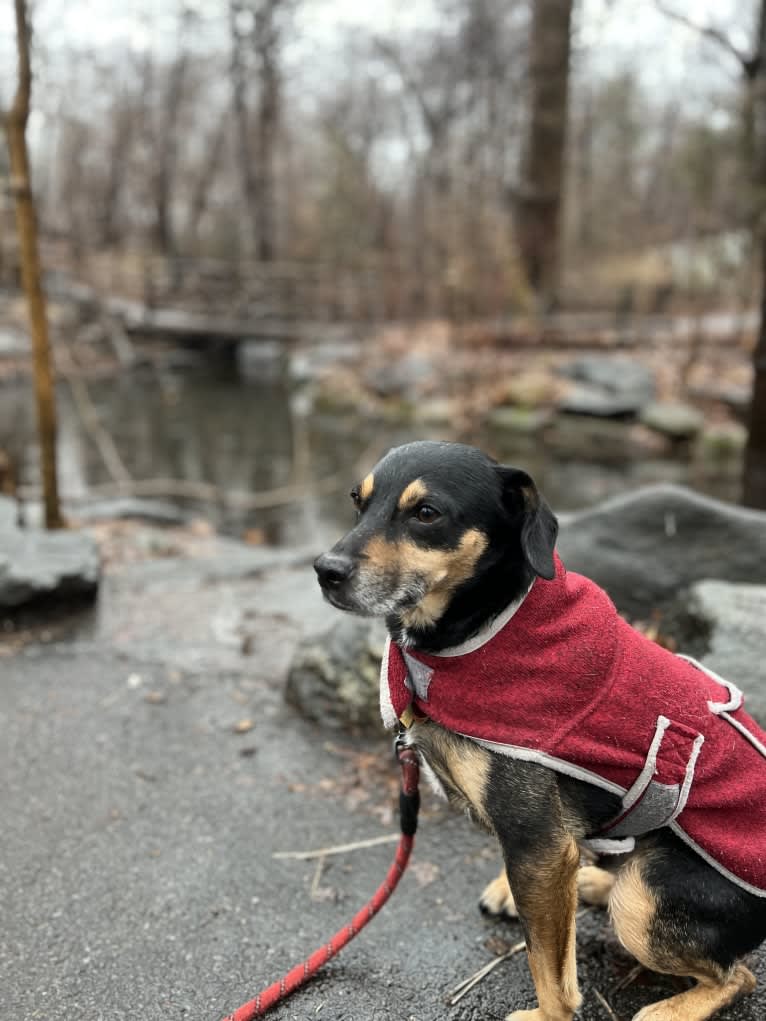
[100,105,134,248]
[185,115,229,248]
[229,0,259,260]
[744,234,766,506]
[514,0,573,310]
[743,0,766,508]
[154,8,192,261]
[3,0,62,529]
[253,0,280,262]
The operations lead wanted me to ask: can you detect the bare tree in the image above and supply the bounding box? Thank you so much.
[2,0,62,528]
[184,113,230,249]
[100,95,137,248]
[154,6,195,261]
[513,0,574,310]
[376,36,464,313]
[253,0,281,261]
[228,0,286,261]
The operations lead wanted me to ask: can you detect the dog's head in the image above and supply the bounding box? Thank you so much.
[314,441,557,642]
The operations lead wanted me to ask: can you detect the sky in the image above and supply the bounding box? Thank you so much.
[0,0,756,122]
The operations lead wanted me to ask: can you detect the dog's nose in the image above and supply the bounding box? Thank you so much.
[314,552,354,588]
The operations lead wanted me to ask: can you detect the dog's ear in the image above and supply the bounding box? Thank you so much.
[496,467,558,580]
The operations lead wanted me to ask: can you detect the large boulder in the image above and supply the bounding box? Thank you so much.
[681,581,766,722]
[0,498,100,608]
[639,401,704,440]
[285,616,388,730]
[557,484,766,620]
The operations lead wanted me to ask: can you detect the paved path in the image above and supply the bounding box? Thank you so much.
[2,547,764,1021]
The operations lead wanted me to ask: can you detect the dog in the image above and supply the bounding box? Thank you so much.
[314,440,766,1021]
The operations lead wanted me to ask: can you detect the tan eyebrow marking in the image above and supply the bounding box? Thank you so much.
[397,478,428,511]
[359,473,375,501]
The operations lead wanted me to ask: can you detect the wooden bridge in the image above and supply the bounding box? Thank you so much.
[42,247,434,344]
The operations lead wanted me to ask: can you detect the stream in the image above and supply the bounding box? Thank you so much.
[1,360,744,548]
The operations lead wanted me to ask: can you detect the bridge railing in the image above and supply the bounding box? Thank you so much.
[49,248,441,323]
[37,243,520,323]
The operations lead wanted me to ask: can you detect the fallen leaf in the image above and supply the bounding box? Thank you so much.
[233,718,255,734]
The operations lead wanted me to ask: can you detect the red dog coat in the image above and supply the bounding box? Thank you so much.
[380,555,766,896]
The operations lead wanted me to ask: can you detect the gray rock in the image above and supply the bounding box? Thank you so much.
[0,527,100,608]
[682,580,766,722]
[73,498,190,526]
[285,616,388,730]
[558,356,655,418]
[558,484,766,619]
[640,401,704,439]
[543,415,647,462]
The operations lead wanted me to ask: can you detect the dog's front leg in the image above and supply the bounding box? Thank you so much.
[503,831,581,1021]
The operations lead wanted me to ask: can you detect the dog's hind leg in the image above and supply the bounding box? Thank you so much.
[577,864,615,907]
[610,855,757,1021]
[480,867,519,918]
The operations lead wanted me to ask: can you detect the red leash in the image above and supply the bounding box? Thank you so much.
[219,742,420,1021]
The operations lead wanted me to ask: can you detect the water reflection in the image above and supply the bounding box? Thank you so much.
[0,365,743,548]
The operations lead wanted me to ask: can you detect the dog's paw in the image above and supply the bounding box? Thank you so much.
[577,864,615,908]
[479,870,518,919]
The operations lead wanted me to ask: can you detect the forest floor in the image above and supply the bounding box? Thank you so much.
[2,526,765,1021]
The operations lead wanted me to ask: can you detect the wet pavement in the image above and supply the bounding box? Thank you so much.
[2,542,765,1021]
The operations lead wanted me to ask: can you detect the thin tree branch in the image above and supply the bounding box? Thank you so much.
[654,1,752,71]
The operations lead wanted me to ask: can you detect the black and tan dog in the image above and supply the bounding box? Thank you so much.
[314,440,766,1021]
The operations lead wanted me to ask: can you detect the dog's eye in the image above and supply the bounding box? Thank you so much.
[415,504,440,524]
[350,487,361,509]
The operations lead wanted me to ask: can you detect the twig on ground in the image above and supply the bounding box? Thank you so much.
[447,939,527,1005]
[613,962,645,992]
[446,908,593,1007]
[273,833,399,861]
[594,987,620,1021]
[310,856,327,900]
